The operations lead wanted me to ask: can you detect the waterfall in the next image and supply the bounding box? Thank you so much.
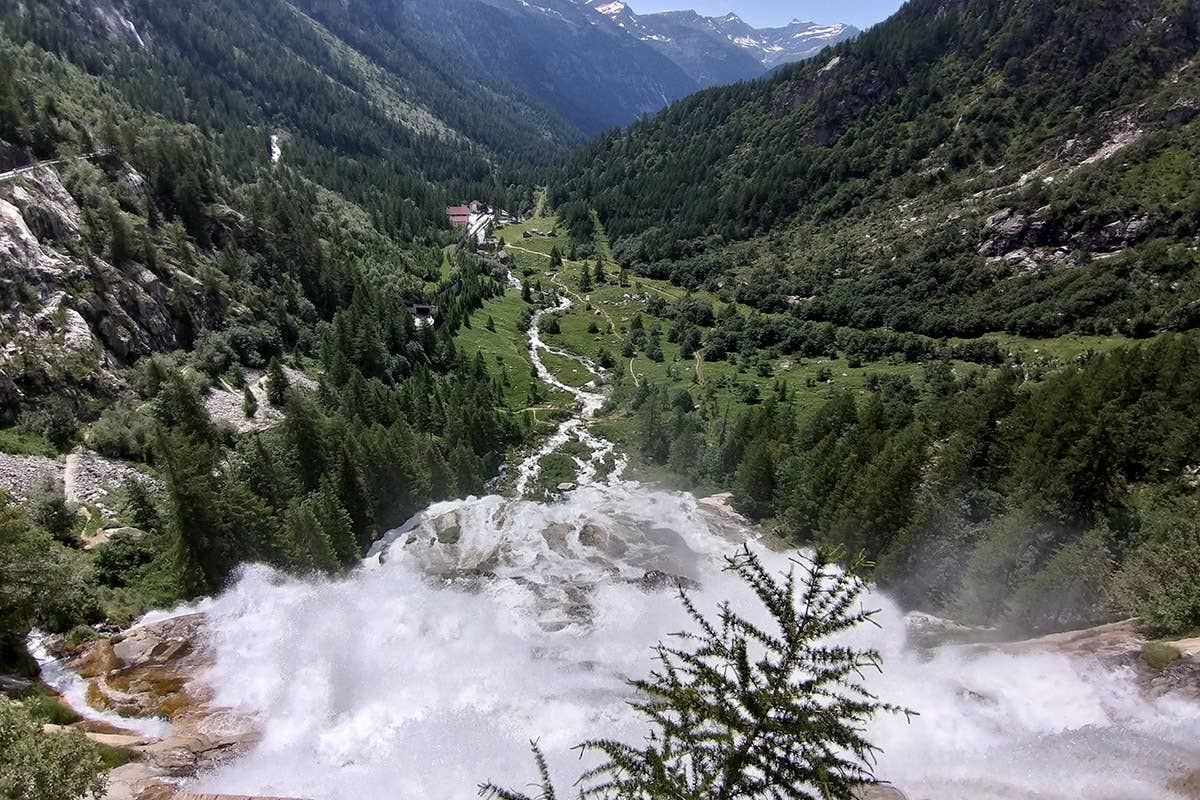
[180,275,1200,799]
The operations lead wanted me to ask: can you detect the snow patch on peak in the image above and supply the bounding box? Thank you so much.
[797,24,845,38]
[594,0,627,16]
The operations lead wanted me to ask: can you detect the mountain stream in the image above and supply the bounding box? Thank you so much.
[91,280,1200,798]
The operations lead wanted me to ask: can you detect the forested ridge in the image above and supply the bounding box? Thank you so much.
[546,0,1200,638]
[0,2,532,678]
[2,0,1200,712]
[557,0,1200,339]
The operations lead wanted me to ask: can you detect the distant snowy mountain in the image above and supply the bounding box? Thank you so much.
[582,1,858,85]
[709,14,859,68]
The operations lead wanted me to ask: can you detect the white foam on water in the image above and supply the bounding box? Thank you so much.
[184,267,1200,799]
[183,480,1200,800]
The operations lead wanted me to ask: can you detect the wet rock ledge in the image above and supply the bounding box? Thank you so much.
[44,613,263,800]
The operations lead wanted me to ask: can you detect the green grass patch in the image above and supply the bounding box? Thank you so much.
[965,333,1132,363]
[0,426,58,457]
[1141,641,1183,670]
[97,742,137,769]
[589,208,613,262]
[539,350,598,389]
[456,290,571,409]
[22,692,82,726]
[560,437,593,461]
[529,452,579,500]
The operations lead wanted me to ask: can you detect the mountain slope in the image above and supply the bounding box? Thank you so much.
[0,0,526,662]
[583,1,857,87]
[1,0,576,238]
[557,0,1200,339]
[383,0,700,134]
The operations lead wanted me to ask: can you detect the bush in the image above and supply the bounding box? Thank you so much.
[94,533,156,588]
[25,479,78,545]
[1140,642,1182,670]
[1112,495,1200,634]
[1004,527,1114,634]
[0,698,106,800]
[17,397,77,452]
[21,692,80,726]
[87,400,154,462]
[191,331,237,380]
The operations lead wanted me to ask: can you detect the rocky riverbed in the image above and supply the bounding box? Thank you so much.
[36,613,259,800]
[33,570,1200,800]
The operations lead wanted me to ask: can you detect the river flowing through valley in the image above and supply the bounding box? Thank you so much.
[85,278,1200,799]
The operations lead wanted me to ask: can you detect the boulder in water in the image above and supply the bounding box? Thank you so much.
[636,570,699,592]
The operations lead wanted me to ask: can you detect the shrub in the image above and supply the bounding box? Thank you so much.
[25,478,78,545]
[1112,495,1200,634]
[1004,527,1114,634]
[17,397,77,452]
[1140,642,1182,670]
[0,698,106,800]
[87,400,154,462]
[484,547,908,800]
[94,533,155,588]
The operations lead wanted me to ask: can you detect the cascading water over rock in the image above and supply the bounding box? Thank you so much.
[168,275,1200,799]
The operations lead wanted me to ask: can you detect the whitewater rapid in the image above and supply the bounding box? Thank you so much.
[180,273,1200,799]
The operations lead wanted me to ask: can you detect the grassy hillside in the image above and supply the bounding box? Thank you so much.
[556,0,1200,341]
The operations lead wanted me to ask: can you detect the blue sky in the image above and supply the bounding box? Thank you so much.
[637,0,905,30]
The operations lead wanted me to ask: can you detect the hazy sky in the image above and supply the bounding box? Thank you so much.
[637,0,905,30]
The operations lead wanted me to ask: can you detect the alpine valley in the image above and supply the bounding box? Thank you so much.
[2,1,1200,800]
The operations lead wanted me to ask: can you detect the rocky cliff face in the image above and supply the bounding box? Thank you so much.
[0,164,193,419]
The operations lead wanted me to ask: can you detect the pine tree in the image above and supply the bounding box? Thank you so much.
[266,357,289,406]
[593,259,606,284]
[580,263,593,293]
[732,438,775,519]
[283,391,329,492]
[484,547,908,800]
[105,198,134,268]
[285,501,339,574]
[242,385,258,419]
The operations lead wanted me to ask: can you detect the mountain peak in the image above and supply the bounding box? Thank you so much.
[593,0,628,16]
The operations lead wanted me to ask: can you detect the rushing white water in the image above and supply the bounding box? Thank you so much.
[512,282,619,496]
[180,274,1200,799]
[186,485,1200,800]
[28,632,172,738]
